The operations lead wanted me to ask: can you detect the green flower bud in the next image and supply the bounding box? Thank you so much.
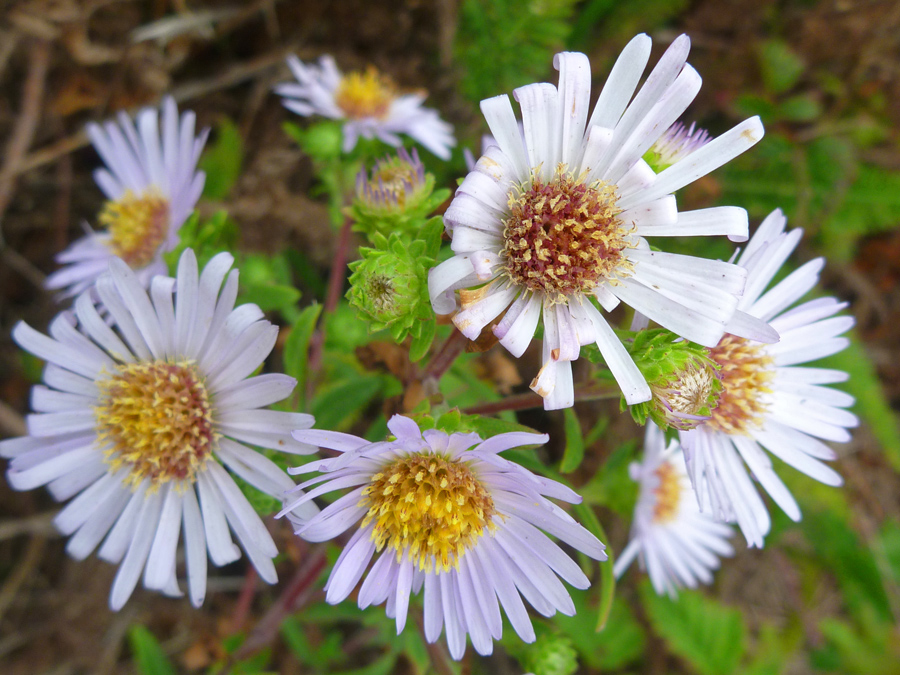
[347,231,436,352]
[349,148,450,240]
[520,633,579,675]
[626,328,722,431]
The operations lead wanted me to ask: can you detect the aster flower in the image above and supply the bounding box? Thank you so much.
[614,423,734,597]
[46,97,208,298]
[428,34,769,410]
[679,209,857,547]
[283,415,607,660]
[2,249,318,610]
[276,55,455,159]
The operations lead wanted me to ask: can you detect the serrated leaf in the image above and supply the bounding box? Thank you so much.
[820,163,900,261]
[199,117,243,200]
[641,585,747,675]
[283,304,322,407]
[560,408,585,473]
[128,625,176,675]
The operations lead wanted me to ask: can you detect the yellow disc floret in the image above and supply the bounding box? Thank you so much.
[652,462,682,523]
[502,165,633,303]
[335,67,395,120]
[95,361,216,489]
[360,452,496,572]
[99,189,170,269]
[706,335,775,434]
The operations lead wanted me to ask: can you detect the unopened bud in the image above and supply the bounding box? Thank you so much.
[350,148,446,239]
[644,121,711,173]
[626,329,722,431]
[347,232,434,344]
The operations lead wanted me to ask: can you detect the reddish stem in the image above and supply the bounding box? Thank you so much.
[226,544,328,667]
[420,327,469,383]
[463,385,621,415]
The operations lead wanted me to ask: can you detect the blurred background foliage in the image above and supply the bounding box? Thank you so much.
[0,0,899,674]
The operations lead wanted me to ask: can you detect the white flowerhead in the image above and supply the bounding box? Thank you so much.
[276,55,456,160]
[429,34,770,410]
[2,249,318,610]
[679,209,858,547]
[283,415,607,660]
[46,97,208,298]
[614,423,733,597]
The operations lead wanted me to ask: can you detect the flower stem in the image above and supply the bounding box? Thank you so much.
[463,385,621,415]
[421,327,469,383]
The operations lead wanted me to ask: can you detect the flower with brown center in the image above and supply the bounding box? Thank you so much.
[429,35,765,410]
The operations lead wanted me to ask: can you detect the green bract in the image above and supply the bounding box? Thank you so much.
[346,230,438,361]
[625,328,722,431]
[348,148,450,241]
[520,632,579,675]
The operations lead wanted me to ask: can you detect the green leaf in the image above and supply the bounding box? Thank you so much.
[572,501,615,631]
[128,625,176,675]
[408,317,436,362]
[798,508,893,621]
[820,163,900,262]
[311,374,383,430]
[757,40,805,94]
[555,593,644,670]
[283,304,323,408]
[239,281,302,314]
[560,408,585,473]
[580,440,638,516]
[641,585,747,675]
[777,94,822,122]
[819,334,900,472]
[199,117,243,200]
[455,0,578,103]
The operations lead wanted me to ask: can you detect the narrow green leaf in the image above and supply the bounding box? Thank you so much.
[560,408,585,473]
[408,317,436,362]
[199,117,243,200]
[571,501,615,631]
[311,374,383,430]
[128,625,176,675]
[283,304,323,407]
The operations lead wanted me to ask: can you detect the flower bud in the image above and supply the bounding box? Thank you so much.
[643,121,711,172]
[626,329,722,431]
[349,148,448,240]
[347,232,434,346]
